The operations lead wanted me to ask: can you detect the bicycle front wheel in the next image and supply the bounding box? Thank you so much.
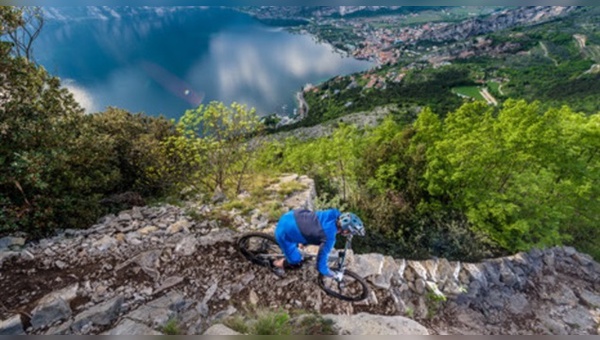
[237,232,283,267]
[318,269,370,302]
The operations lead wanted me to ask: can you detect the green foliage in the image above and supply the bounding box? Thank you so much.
[425,288,446,319]
[252,308,292,335]
[418,100,599,254]
[223,309,336,335]
[291,314,336,335]
[0,12,177,236]
[278,180,307,197]
[222,315,250,334]
[312,192,348,212]
[156,101,264,197]
[275,123,364,203]
[276,65,471,132]
[0,42,100,235]
[162,318,181,335]
[262,98,598,261]
[265,201,286,223]
[88,107,177,197]
[0,7,24,34]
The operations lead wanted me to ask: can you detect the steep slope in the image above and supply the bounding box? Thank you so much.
[0,175,598,335]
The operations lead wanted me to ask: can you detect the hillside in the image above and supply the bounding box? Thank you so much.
[272,6,600,131]
[0,176,598,335]
[2,7,599,335]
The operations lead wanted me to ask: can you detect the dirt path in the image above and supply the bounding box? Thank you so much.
[0,239,396,329]
[574,34,587,50]
[480,88,498,106]
[2,232,599,335]
[296,91,309,118]
[540,42,559,67]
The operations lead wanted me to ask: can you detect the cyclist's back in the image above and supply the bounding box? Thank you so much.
[275,209,341,276]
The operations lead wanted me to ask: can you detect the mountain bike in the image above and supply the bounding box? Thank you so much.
[236,232,370,302]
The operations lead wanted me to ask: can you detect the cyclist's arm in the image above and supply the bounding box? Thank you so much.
[316,236,336,276]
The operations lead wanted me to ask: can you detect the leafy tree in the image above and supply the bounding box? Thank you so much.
[87,107,177,196]
[418,100,599,253]
[0,10,176,235]
[158,101,264,197]
[4,7,44,61]
[0,43,99,234]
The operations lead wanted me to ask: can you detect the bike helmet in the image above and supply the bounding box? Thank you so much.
[338,212,365,236]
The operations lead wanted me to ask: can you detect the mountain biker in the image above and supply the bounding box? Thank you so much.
[272,208,365,281]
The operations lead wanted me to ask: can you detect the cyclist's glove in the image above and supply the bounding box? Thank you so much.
[331,270,344,282]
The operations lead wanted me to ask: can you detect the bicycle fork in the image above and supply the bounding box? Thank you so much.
[335,235,353,287]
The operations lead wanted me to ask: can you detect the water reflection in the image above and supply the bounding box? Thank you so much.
[35,8,373,119]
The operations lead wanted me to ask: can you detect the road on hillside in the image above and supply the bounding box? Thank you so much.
[480,88,498,106]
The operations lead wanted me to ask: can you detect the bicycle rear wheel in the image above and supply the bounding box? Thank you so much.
[237,232,283,267]
[318,269,370,302]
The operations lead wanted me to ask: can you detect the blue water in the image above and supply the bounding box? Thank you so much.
[34,7,373,120]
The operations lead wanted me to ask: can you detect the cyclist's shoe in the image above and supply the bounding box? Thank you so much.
[272,266,286,278]
[283,260,304,271]
[269,259,286,277]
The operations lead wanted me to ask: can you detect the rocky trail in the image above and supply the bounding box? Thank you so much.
[0,206,400,335]
[0,175,599,335]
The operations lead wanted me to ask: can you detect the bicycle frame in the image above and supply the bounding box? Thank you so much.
[253,234,354,271]
[238,232,369,302]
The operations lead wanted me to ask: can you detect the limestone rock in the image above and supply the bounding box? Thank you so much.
[371,256,399,290]
[203,324,241,335]
[71,296,124,333]
[125,303,176,329]
[323,313,429,335]
[174,236,198,256]
[0,315,25,335]
[562,306,596,333]
[30,295,72,330]
[167,220,191,234]
[350,253,385,278]
[0,237,26,250]
[578,289,600,308]
[102,319,162,335]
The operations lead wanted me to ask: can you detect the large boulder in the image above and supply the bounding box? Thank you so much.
[0,315,25,335]
[323,313,429,335]
[102,319,162,335]
[203,324,241,335]
[30,283,79,330]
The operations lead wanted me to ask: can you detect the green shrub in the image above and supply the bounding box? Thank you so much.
[252,309,292,335]
[291,314,336,335]
[162,318,181,335]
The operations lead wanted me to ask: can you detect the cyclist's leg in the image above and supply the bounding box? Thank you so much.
[274,219,303,267]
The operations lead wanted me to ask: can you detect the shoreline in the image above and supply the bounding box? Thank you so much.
[295,90,309,119]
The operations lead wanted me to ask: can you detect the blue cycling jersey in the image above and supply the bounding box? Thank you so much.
[274,209,341,276]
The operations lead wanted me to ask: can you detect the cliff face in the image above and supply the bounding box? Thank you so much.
[0,174,598,335]
[421,6,577,42]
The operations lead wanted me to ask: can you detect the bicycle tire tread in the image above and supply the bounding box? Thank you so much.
[318,269,370,302]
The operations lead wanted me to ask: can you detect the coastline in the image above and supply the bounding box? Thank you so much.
[295,90,309,120]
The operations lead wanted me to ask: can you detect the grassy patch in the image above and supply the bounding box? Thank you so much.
[291,314,336,335]
[278,180,308,197]
[252,308,292,335]
[162,318,182,335]
[452,86,485,101]
[222,199,254,215]
[222,308,337,335]
[265,201,287,222]
[247,173,280,202]
[486,81,500,93]
[223,315,250,334]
